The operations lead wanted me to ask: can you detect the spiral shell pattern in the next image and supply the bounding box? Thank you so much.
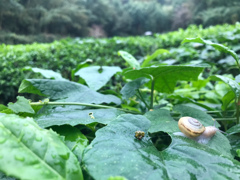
[178,117,205,138]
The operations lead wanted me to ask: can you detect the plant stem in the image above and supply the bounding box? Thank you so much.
[150,78,155,109]
[30,101,141,114]
[137,89,150,109]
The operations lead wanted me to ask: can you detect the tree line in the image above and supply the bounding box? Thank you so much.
[1,0,240,43]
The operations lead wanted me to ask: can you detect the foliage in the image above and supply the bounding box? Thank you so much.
[2,0,240,42]
[1,26,240,179]
[1,23,240,104]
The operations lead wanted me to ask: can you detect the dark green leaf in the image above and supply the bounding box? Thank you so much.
[7,96,35,114]
[118,51,140,69]
[0,114,83,180]
[51,125,89,162]
[226,124,240,135]
[75,66,121,91]
[19,79,121,105]
[120,77,150,99]
[82,114,240,180]
[210,75,240,99]
[124,65,204,93]
[35,107,124,128]
[144,109,178,133]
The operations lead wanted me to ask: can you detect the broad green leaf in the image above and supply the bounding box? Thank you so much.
[75,66,122,91]
[51,125,89,162]
[144,109,178,133]
[142,49,169,67]
[7,96,35,114]
[19,79,121,105]
[82,114,240,180]
[0,114,83,180]
[222,91,235,111]
[210,75,240,99]
[182,37,239,64]
[35,107,124,128]
[24,67,66,80]
[120,77,150,99]
[173,104,233,158]
[124,65,204,93]
[118,51,140,69]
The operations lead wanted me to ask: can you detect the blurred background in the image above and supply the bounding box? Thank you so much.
[1,0,240,44]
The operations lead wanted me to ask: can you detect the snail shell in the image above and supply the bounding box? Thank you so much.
[178,116,205,138]
[175,116,218,144]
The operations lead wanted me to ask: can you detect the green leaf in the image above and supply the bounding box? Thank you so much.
[210,75,240,99]
[222,91,235,111]
[0,114,83,180]
[35,108,124,128]
[7,96,35,114]
[24,67,66,80]
[82,114,240,180]
[237,149,240,158]
[75,66,122,91]
[142,49,169,67]
[226,124,240,135]
[0,105,8,112]
[120,77,150,99]
[182,37,239,65]
[226,125,240,157]
[118,51,140,69]
[173,104,233,158]
[144,109,178,133]
[51,125,89,162]
[124,65,204,93]
[19,79,121,105]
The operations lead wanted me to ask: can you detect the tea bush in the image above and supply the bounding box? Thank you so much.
[1,23,240,104]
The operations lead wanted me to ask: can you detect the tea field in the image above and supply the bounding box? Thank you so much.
[0,23,240,180]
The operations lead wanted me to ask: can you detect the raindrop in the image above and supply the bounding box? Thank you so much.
[14,155,25,161]
[33,164,41,169]
[35,136,42,142]
[60,152,70,160]
[0,137,6,144]
[51,154,57,159]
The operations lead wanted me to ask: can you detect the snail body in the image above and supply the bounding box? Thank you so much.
[175,116,218,144]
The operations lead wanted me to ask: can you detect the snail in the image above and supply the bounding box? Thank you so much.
[173,116,219,144]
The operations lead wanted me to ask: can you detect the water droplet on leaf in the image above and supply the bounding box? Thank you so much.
[0,137,6,144]
[60,152,70,160]
[35,136,42,142]
[15,155,25,161]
